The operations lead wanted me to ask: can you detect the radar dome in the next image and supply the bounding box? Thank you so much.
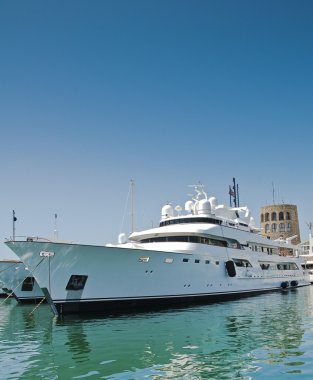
[185,201,194,213]
[198,199,211,215]
[209,197,218,210]
[161,204,173,220]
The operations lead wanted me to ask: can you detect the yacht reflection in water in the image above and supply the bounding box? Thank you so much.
[1,287,310,379]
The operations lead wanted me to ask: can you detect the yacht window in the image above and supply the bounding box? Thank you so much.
[233,259,252,267]
[139,235,230,248]
[183,258,189,262]
[276,262,299,270]
[195,259,200,263]
[164,258,173,264]
[215,261,219,265]
[205,260,210,264]
[66,275,88,291]
[260,263,270,270]
[160,217,222,227]
[21,277,35,292]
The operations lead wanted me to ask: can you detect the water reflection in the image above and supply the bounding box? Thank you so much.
[1,287,313,379]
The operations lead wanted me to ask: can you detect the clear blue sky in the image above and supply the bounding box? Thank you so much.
[1,0,313,257]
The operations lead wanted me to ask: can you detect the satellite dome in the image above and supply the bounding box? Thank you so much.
[209,197,218,210]
[198,199,211,215]
[185,201,194,213]
[161,204,173,220]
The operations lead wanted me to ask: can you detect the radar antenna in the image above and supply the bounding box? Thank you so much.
[188,182,208,201]
[306,222,313,234]
[229,178,239,207]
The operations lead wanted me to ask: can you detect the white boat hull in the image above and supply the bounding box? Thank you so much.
[6,240,310,314]
[0,260,44,303]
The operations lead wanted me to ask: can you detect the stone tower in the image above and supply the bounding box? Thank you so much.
[260,204,301,244]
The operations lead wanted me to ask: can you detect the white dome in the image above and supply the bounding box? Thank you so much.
[198,199,211,215]
[161,204,174,220]
[185,201,194,212]
[209,197,218,210]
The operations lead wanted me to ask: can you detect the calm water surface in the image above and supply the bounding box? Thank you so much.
[2,286,313,379]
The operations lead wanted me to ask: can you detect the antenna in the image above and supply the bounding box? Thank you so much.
[54,213,58,241]
[306,222,313,234]
[272,181,275,204]
[229,178,239,207]
[12,210,17,241]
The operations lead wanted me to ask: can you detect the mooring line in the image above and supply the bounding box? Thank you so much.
[29,296,47,315]
[0,257,46,306]
[0,262,20,275]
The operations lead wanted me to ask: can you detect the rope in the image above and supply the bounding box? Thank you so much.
[0,262,20,275]
[0,257,46,306]
[29,296,46,315]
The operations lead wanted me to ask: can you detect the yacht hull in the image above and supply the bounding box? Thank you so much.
[0,260,44,303]
[5,240,310,315]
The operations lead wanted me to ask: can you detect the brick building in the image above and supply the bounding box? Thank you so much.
[260,204,300,245]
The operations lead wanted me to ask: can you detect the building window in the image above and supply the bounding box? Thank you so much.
[66,275,88,291]
[286,223,291,232]
[279,212,284,220]
[265,213,269,222]
[286,212,291,220]
[271,212,277,221]
[279,223,285,232]
[261,214,264,223]
[271,223,277,232]
[265,224,270,233]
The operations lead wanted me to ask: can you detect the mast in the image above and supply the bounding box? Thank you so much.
[229,178,239,207]
[12,210,17,241]
[130,179,135,233]
[54,213,58,241]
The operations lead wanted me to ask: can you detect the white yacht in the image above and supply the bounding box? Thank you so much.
[299,225,313,283]
[0,259,44,302]
[5,185,310,315]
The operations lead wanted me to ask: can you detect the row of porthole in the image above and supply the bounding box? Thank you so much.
[140,256,219,265]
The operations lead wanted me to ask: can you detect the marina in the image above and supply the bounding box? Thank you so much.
[1,2,313,379]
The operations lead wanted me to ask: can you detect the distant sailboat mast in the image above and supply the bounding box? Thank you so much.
[12,210,17,241]
[54,213,59,241]
[130,179,135,233]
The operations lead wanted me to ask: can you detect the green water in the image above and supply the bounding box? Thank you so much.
[1,286,313,379]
